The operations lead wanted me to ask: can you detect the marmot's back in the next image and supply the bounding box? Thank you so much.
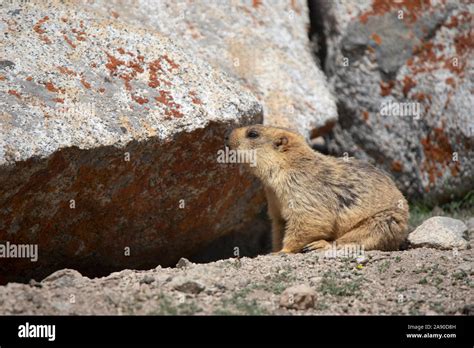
[324,157,409,237]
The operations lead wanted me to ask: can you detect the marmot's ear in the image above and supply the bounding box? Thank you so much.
[273,136,289,151]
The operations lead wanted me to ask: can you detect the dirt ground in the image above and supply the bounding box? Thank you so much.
[0,238,472,315]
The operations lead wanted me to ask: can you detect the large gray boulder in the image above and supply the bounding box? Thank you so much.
[83,0,338,137]
[0,1,267,283]
[314,0,473,203]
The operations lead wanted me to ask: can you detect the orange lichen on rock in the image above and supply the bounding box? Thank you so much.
[155,90,183,118]
[33,16,51,44]
[117,48,135,57]
[148,60,162,88]
[407,26,472,77]
[454,32,473,58]
[58,66,76,76]
[402,75,416,96]
[189,91,202,105]
[148,55,179,89]
[371,33,382,45]
[63,34,76,48]
[391,160,403,172]
[105,51,145,91]
[132,95,149,105]
[44,81,63,93]
[380,80,394,96]
[252,0,262,9]
[33,16,48,34]
[359,0,430,24]
[105,53,125,74]
[80,78,91,89]
[445,77,456,87]
[444,11,471,29]
[412,92,427,102]
[8,89,21,99]
[71,27,87,42]
[103,49,185,109]
[420,125,460,187]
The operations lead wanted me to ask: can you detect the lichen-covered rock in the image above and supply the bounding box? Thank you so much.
[315,0,473,203]
[408,216,469,250]
[0,1,266,284]
[83,0,337,137]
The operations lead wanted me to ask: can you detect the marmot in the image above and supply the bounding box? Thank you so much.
[226,124,409,253]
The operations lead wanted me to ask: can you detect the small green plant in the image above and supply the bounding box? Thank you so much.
[177,301,202,315]
[443,190,474,212]
[214,288,268,315]
[155,293,178,315]
[433,276,443,286]
[413,264,429,274]
[418,277,428,284]
[314,301,329,311]
[428,264,440,275]
[453,270,467,280]
[151,293,202,315]
[319,271,363,297]
[429,302,445,314]
[378,261,391,273]
[250,266,296,295]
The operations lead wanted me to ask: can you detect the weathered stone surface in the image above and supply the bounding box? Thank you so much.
[314,0,473,203]
[83,0,337,137]
[170,277,205,294]
[41,269,86,287]
[466,217,474,234]
[0,1,267,283]
[408,216,469,250]
[175,257,192,269]
[279,284,316,310]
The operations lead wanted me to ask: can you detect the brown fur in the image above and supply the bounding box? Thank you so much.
[227,124,409,253]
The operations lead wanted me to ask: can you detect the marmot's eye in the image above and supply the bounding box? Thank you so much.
[247,130,259,139]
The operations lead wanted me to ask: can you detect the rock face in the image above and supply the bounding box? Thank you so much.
[0,1,268,284]
[314,0,474,203]
[408,216,469,250]
[83,0,337,136]
[279,284,316,310]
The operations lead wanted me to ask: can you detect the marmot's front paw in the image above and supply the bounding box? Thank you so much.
[270,248,294,255]
[301,240,331,253]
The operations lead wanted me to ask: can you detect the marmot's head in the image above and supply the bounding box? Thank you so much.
[225,124,313,178]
